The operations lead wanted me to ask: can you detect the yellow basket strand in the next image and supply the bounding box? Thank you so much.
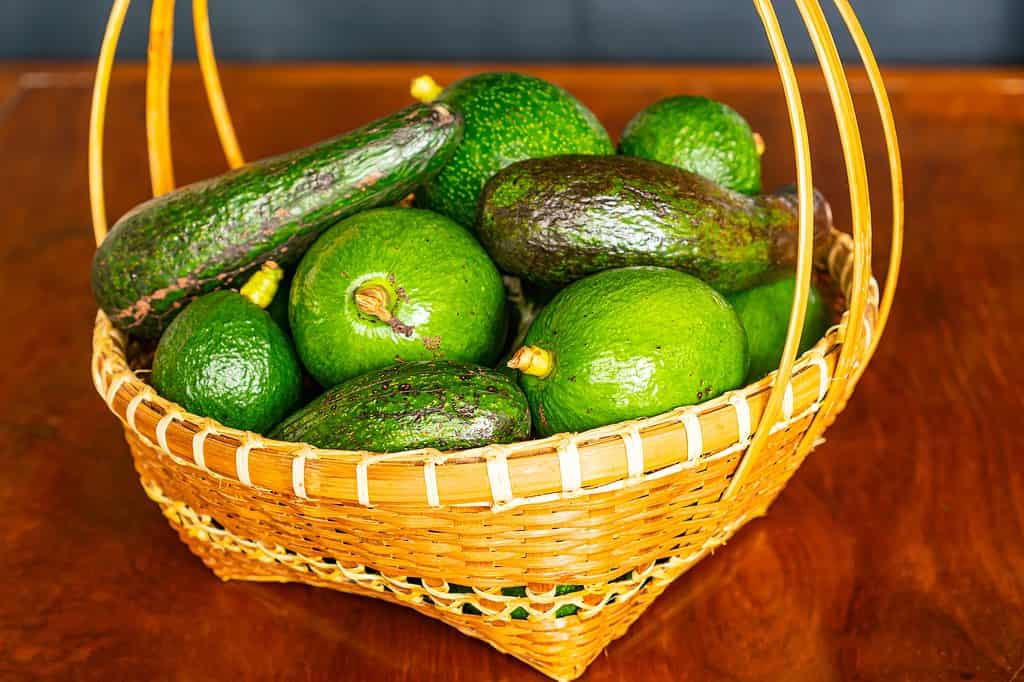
[146,0,176,196]
[88,0,131,246]
[791,0,874,460]
[724,0,816,500]
[193,0,245,169]
[834,0,904,386]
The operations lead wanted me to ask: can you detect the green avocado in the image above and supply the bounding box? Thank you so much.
[511,267,748,436]
[478,154,832,293]
[620,95,762,195]
[417,72,614,229]
[270,361,530,452]
[92,103,462,339]
[726,273,831,382]
[289,207,507,388]
[152,290,302,433]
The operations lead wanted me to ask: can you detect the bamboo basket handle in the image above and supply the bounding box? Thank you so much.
[194,0,245,168]
[723,0,816,500]
[90,0,247,247]
[146,0,176,196]
[726,0,890,499]
[88,0,131,246]
[835,0,904,387]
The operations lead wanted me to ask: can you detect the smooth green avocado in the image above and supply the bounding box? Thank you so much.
[270,361,530,452]
[727,273,830,382]
[416,72,614,228]
[152,289,302,433]
[620,95,762,195]
[289,207,507,388]
[510,267,748,436]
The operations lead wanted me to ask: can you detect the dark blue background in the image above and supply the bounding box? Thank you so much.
[2,0,1021,64]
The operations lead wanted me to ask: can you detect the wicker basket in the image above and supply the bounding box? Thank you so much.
[87,1,903,679]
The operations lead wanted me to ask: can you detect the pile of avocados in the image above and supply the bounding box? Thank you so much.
[92,72,834,454]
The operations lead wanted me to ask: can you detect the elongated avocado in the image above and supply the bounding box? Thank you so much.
[92,103,463,339]
[270,361,531,452]
[477,155,832,292]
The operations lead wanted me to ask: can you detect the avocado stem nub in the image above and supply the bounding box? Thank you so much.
[355,284,394,323]
[753,132,766,156]
[410,74,443,103]
[508,345,554,379]
[239,261,282,309]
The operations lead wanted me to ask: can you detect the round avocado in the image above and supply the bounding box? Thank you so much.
[151,290,302,433]
[289,207,507,387]
[417,72,614,229]
[511,267,748,436]
[726,273,830,382]
[619,95,762,195]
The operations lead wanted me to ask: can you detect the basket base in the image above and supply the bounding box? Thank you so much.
[145,479,764,681]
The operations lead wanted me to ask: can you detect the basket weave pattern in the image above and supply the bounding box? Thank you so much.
[92,234,873,679]
[87,0,902,678]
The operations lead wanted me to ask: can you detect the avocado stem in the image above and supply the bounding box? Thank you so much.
[355,284,394,322]
[508,345,554,379]
[754,132,766,156]
[239,261,282,309]
[410,74,443,103]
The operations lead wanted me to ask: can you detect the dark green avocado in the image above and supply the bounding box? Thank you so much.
[152,290,302,433]
[416,72,614,229]
[93,103,463,339]
[477,154,833,293]
[270,361,531,452]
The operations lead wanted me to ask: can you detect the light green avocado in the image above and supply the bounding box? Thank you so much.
[726,273,830,382]
[511,267,748,436]
[289,207,507,387]
[620,95,762,195]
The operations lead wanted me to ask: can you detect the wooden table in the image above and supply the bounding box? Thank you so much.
[0,63,1021,681]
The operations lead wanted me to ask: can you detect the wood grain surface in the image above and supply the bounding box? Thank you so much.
[0,62,1022,681]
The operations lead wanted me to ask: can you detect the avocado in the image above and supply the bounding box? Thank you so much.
[477,155,832,293]
[289,207,507,388]
[92,103,463,339]
[620,95,762,195]
[726,273,831,381]
[416,72,613,229]
[270,361,530,452]
[152,289,302,433]
[509,267,748,436]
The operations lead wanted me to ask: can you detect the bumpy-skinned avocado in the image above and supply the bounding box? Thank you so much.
[620,95,762,195]
[509,267,748,436]
[478,154,832,293]
[727,273,831,381]
[152,290,302,433]
[416,72,613,229]
[93,103,463,339]
[289,207,507,388]
[270,361,530,452]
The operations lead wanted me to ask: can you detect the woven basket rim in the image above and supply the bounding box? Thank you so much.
[92,231,877,509]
